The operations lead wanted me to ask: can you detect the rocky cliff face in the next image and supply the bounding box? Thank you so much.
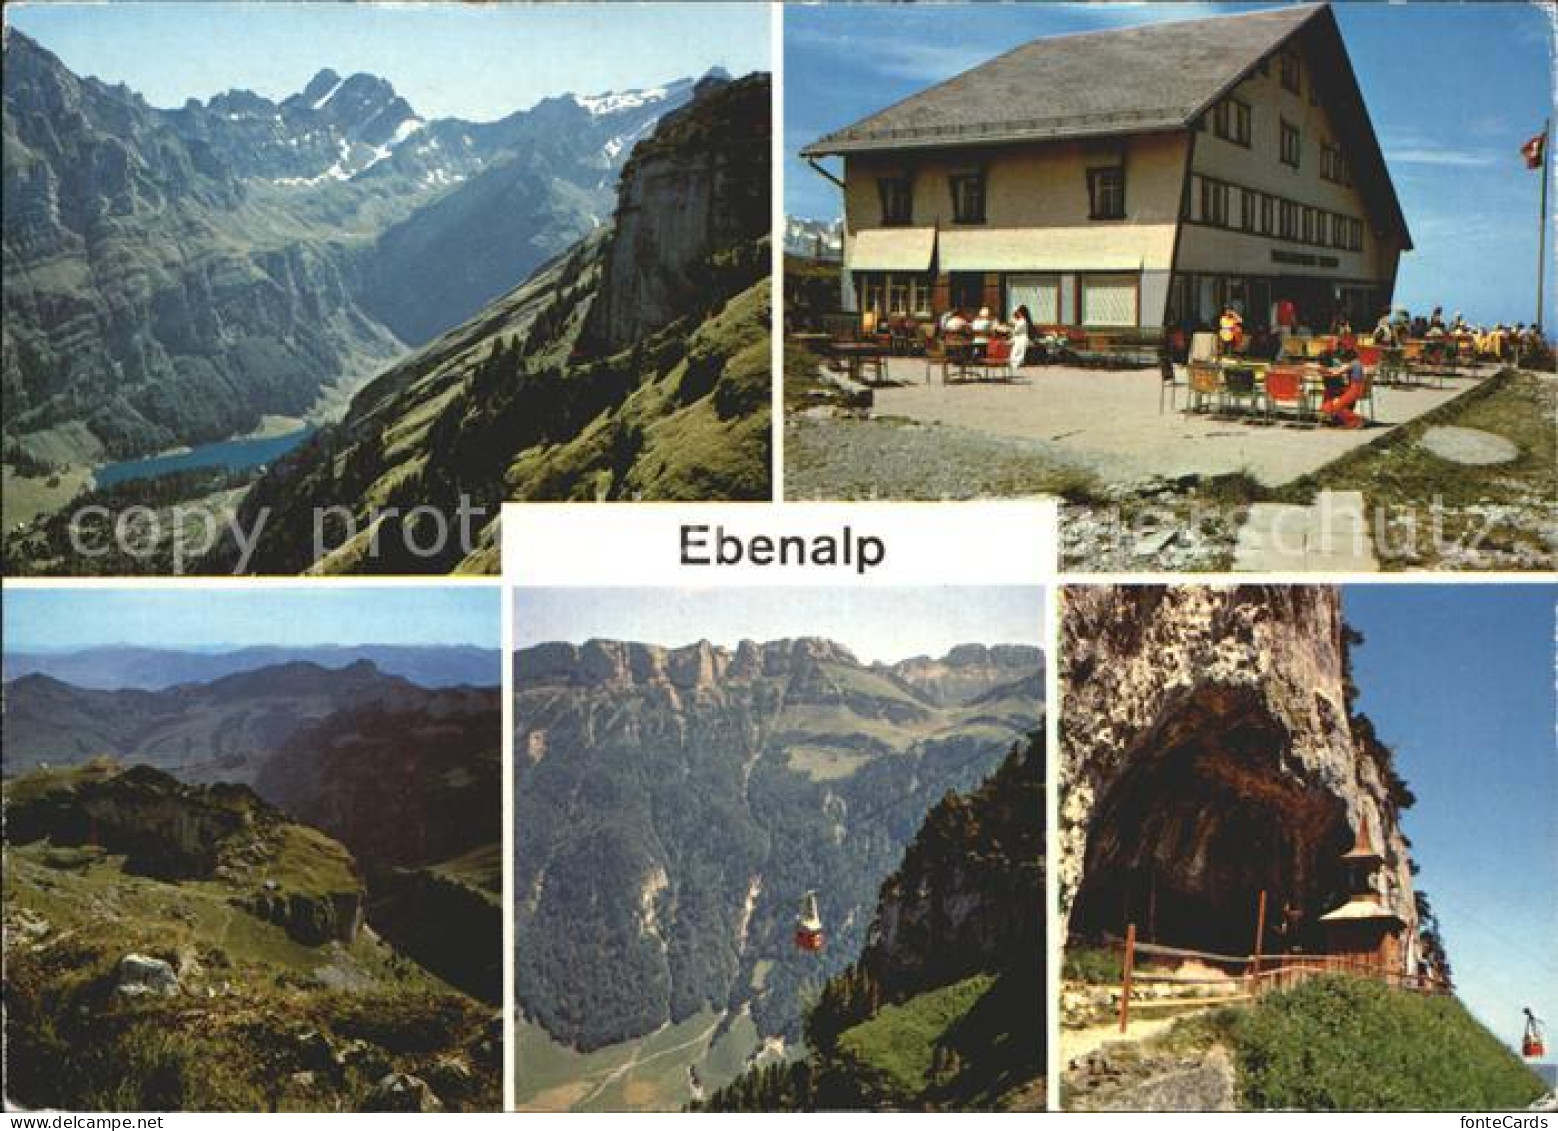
[581,73,770,353]
[1059,586,1417,957]
[857,732,1045,1000]
[884,644,1045,708]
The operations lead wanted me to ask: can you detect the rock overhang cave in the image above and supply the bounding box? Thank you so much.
[1067,685,1357,955]
[1060,586,1418,965]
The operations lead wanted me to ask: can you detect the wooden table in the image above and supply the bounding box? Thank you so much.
[828,341,889,385]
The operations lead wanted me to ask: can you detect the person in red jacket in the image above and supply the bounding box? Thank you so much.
[1320,348,1366,428]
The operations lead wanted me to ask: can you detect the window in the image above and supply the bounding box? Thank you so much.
[1348,218,1363,252]
[1280,120,1301,168]
[1240,188,1257,232]
[1199,177,1230,227]
[1279,198,1297,240]
[1087,166,1126,220]
[1260,193,1274,235]
[878,177,912,226]
[860,272,932,317]
[1321,141,1351,185]
[1315,210,1330,247]
[1280,49,1302,95]
[1007,274,1061,325]
[1213,97,1252,147]
[1080,274,1137,326]
[1331,213,1346,248]
[949,172,986,224]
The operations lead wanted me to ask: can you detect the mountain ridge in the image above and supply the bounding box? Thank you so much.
[2,27,705,477]
[513,632,1042,1104]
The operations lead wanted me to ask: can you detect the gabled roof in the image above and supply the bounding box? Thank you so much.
[802,5,1327,156]
[803,2,1410,247]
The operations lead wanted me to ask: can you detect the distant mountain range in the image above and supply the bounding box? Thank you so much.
[512,636,1041,1109]
[784,216,843,261]
[5,643,500,689]
[2,26,707,467]
[205,73,773,575]
[2,658,495,782]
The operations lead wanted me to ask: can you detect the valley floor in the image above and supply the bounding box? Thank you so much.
[515,1009,774,1112]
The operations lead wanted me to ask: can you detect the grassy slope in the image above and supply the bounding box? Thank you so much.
[3,764,499,1111]
[1118,976,1546,1112]
[4,842,498,1111]
[1231,977,1547,1111]
[500,279,772,505]
[830,971,1043,1111]
[1277,368,1556,568]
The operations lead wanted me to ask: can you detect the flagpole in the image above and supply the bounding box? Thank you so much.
[1539,117,1550,332]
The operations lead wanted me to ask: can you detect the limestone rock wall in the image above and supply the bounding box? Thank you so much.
[1059,585,1416,947]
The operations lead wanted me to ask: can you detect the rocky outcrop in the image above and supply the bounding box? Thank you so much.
[1059,586,1417,956]
[581,73,770,353]
[855,732,1045,1005]
[114,953,181,998]
[3,760,365,946]
[885,644,1046,707]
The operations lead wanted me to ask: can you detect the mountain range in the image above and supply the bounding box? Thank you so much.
[5,643,499,690]
[1,659,489,784]
[511,636,1042,1110]
[2,25,716,473]
[783,216,843,261]
[204,71,772,575]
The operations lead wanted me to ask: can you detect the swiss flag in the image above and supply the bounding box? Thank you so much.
[1522,130,1547,170]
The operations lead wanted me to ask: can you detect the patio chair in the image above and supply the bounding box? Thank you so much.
[943,334,975,381]
[1357,366,1378,423]
[981,338,1014,380]
[1282,336,1308,362]
[1220,365,1263,417]
[1263,366,1314,425]
[921,325,948,384]
[1377,345,1407,386]
[1304,338,1330,360]
[1158,352,1183,414]
[1186,361,1222,414]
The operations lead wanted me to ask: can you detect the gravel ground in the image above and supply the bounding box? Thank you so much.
[784,414,1098,501]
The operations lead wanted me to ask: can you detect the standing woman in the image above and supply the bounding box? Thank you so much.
[1010,304,1033,371]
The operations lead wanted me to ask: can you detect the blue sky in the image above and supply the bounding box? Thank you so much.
[3,587,500,651]
[5,2,770,121]
[1344,584,1557,1056]
[514,586,1045,663]
[787,2,1556,327]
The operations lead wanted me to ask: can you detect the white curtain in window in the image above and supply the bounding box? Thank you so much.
[1081,275,1137,326]
[1007,275,1061,324]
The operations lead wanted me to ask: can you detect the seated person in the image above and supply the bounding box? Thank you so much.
[1218,304,1246,352]
[942,308,971,335]
[970,306,996,339]
[1319,348,1367,429]
[1371,311,1398,346]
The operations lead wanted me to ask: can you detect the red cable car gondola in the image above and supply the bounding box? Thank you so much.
[794,890,824,953]
[1522,1009,1546,1059]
